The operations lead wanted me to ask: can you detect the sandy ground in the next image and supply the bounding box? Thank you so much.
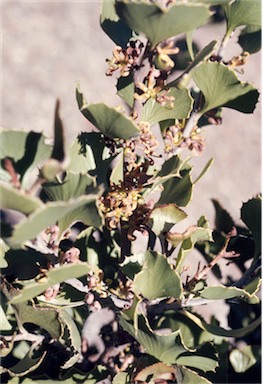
[2,1,261,324]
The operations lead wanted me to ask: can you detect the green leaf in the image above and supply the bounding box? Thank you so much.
[0,182,43,215]
[76,87,139,140]
[44,172,95,202]
[149,204,187,236]
[7,195,101,248]
[14,302,61,339]
[119,314,185,364]
[186,30,195,61]
[113,372,131,384]
[59,309,82,369]
[77,131,117,186]
[223,0,261,37]
[0,239,9,268]
[230,345,260,373]
[175,343,218,372]
[166,220,213,249]
[199,284,259,301]
[0,350,47,377]
[193,158,214,184]
[0,130,52,189]
[133,251,183,300]
[0,303,12,330]
[241,195,261,258]
[167,217,212,272]
[175,365,212,384]
[167,40,217,88]
[146,156,193,207]
[110,152,124,185]
[68,140,96,174]
[116,74,134,107]
[157,168,193,207]
[202,316,261,338]
[119,314,218,371]
[238,25,262,54]
[10,262,92,304]
[192,62,259,114]
[100,0,132,48]
[116,2,211,47]
[141,88,193,125]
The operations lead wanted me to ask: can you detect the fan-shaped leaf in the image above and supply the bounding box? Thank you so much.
[116,2,211,47]
[10,262,92,304]
[0,350,47,377]
[175,365,212,384]
[199,284,259,301]
[100,0,132,48]
[134,251,183,300]
[230,345,260,373]
[7,195,101,248]
[149,204,187,236]
[141,88,193,125]
[223,0,261,37]
[0,130,52,189]
[59,309,82,369]
[167,40,217,88]
[14,302,61,339]
[0,182,43,215]
[76,87,139,140]
[192,62,259,114]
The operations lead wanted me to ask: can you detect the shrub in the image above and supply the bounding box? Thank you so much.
[0,1,261,383]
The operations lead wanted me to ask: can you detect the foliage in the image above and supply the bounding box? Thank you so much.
[0,1,261,383]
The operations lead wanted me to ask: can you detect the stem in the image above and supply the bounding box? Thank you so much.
[234,257,261,288]
[217,31,233,59]
[182,110,202,138]
[120,223,131,261]
[4,332,45,345]
[132,41,152,122]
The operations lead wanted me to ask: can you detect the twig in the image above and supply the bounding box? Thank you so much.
[4,332,45,345]
[3,158,21,189]
[234,257,261,288]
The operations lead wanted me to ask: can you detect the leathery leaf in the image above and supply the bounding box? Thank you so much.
[192,62,259,114]
[133,251,182,300]
[115,2,211,47]
[10,262,92,304]
[76,87,139,140]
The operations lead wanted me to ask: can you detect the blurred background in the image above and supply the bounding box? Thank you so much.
[2,1,261,227]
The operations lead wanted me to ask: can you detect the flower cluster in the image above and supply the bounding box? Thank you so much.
[99,183,144,230]
[134,67,163,102]
[163,122,184,154]
[106,40,144,77]
[137,121,159,162]
[156,40,179,71]
[164,123,205,155]
[134,67,175,108]
[180,127,205,154]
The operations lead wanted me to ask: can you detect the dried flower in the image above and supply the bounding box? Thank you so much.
[156,40,179,71]
[180,127,205,154]
[163,122,184,154]
[134,68,163,102]
[106,40,143,77]
[137,121,159,161]
[99,183,144,230]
